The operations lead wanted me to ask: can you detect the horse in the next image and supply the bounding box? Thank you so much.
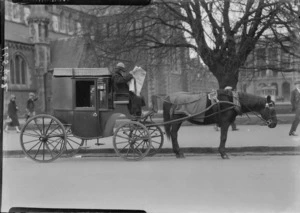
[162,89,277,159]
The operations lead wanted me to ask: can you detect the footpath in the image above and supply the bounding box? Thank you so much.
[2,113,300,159]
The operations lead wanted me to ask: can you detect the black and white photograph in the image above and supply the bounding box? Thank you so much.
[1,0,300,212]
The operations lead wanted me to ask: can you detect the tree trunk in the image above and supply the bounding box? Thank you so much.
[211,63,240,90]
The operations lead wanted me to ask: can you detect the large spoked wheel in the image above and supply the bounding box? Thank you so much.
[145,124,164,157]
[20,114,66,163]
[62,125,84,157]
[113,121,151,161]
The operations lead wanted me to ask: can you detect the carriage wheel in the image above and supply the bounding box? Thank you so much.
[62,125,84,157]
[20,114,66,163]
[145,124,164,157]
[113,121,151,161]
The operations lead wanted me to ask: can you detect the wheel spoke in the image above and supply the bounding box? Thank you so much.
[23,138,40,145]
[44,118,54,135]
[33,118,43,135]
[33,142,43,159]
[27,141,42,152]
[22,131,40,138]
[115,134,130,140]
[45,142,54,158]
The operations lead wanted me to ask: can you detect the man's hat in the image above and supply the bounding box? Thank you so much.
[29,92,35,97]
[116,62,125,68]
[224,86,233,90]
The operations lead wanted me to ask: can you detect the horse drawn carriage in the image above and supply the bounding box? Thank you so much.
[20,67,278,162]
[20,68,164,162]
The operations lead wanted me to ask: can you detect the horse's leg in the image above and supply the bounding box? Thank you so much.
[170,119,184,158]
[219,122,231,159]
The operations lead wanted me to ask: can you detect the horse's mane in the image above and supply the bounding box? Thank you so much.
[237,92,266,111]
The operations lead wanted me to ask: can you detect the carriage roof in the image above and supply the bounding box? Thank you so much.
[52,68,111,77]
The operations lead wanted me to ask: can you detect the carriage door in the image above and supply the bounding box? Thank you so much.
[73,79,101,138]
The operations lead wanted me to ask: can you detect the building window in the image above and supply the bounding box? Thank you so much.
[170,48,181,74]
[106,23,110,37]
[24,6,31,25]
[76,22,82,35]
[60,13,66,33]
[52,15,59,32]
[268,47,278,69]
[10,54,27,85]
[281,49,290,69]
[69,18,75,35]
[5,1,13,20]
[256,48,266,68]
[12,4,21,22]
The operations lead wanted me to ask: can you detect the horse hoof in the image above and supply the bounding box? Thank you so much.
[176,153,185,158]
[221,154,230,159]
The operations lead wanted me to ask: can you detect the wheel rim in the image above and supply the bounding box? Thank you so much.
[20,114,66,163]
[62,125,84,157]
[113,121,151,161]
[146,125,164,156]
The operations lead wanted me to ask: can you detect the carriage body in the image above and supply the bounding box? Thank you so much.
[51,68,131,139]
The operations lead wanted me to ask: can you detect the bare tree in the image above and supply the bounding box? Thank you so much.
[82,0,298,89]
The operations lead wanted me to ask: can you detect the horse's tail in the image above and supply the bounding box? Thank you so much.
[163,101,172,140]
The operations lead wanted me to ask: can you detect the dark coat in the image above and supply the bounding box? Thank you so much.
[7,100,20,127]
[290,89,300,110]
[26,97,38,113]
[112,67,133,100]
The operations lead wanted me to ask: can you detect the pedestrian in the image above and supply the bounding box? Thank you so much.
[4,94,21,133]
[289,80,300,136]
[25,92,38,121]
[214,86,239,131]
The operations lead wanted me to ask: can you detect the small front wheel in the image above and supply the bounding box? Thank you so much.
[20,114,66,163]
[113,121,151,161]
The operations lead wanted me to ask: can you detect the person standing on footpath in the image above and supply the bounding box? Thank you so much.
[289,80,300,136]
[25,92,38,121]
[4,94,21,133]
[214,86,238,131]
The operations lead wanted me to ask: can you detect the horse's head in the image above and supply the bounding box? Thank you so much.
[260,95,277,128]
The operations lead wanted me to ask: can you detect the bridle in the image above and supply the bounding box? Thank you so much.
[241,100,276,126]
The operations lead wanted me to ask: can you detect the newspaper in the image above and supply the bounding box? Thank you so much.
[128,66,147,96]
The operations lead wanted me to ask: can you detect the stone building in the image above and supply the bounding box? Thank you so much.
[4,1,197,115]
[238,37,300,102]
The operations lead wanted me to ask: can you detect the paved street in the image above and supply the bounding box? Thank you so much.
[1,155,300,213]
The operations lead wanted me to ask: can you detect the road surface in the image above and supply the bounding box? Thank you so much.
[1,155,300,213]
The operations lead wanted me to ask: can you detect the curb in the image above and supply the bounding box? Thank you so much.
[4,146,300,159]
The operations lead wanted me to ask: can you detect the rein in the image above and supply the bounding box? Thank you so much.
[145,101,237,127]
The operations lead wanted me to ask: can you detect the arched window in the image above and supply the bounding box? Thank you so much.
[69,17,75,35]
[52,15,59,32]
[76,22,82,35]
[60,12,66,33]
[23,6,31,25]
[271,82,278,96]
[12,3,21,22]
[10,54,27,85]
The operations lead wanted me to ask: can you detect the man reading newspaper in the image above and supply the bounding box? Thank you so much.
[112,63,146,116]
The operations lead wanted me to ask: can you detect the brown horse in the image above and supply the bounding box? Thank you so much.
[162,89,277,159]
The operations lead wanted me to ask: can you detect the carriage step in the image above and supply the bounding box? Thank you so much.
[95,143,105,146]
[79,146,90,150]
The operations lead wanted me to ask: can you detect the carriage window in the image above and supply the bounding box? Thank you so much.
[75,80,95,107]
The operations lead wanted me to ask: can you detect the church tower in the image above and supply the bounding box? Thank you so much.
[28,5,50,112]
